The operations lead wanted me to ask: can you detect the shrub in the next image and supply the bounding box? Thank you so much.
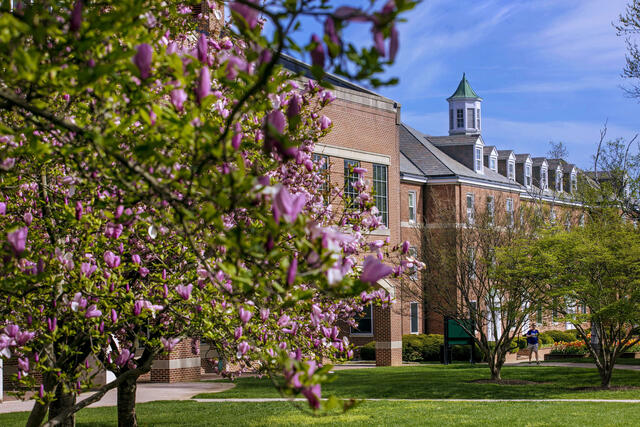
[359,341,376,361]
[543,330,578,343]
[402,334,443,361]
[538,332,555,346]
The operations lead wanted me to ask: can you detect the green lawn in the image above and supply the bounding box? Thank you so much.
[1,400,640,426]
[195,364,640,400]
[544,357,640,365]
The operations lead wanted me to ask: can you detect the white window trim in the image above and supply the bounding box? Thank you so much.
[475,146,483,174]
[408,191,417,223]
[525,163,532,188]
[541,167,548,190]
[508,161,515,181]
[410,302,420,334]
[489,156,497,172]
[466,193,475,224]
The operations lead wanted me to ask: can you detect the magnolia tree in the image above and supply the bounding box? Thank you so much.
[0,1,417,426]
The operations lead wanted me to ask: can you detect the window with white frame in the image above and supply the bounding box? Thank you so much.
[313,154,330,204]
[555,169,563,192]
[489,156,497,171]
[541,167,548,189]
[508,161,515,180]
[408,191,416,223]
[467,108,476,129]
[571,172,577,193]
[487,195,495,225]
[344,159,360,210]
[466,193,475,224]
[408,247,418,280]
[506,198,514,226]
[525,164,532,187]
[476,109,481,129]
[351,304,373,334]
[475,147,482,172]
[373,164,388,226]
[456,109,464,128]
[410,302,419,334]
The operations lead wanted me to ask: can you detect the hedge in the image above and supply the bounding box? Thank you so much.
[358,334,483,362]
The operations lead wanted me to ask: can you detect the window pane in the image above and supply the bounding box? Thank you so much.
[410,303,419,333]
[344,159,360,210]
[373,164,388,226]
[408,191,416,222]
[313,154,330,204]
[351,304,373,334]
[457,109,464,128]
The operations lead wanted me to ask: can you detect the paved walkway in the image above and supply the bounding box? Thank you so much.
[0,380,234,414]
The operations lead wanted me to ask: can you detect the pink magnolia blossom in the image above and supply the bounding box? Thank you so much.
[139,267,149,277]
[103,251,121,269]
[234,326,243,340]
[319,115,332,130]
[70,0,83,32]
[287,93,302,119]
[133,44,153,79]
[104,223,123,239]
[230,0,259,29]
[360,255,393,284]
[115,349,133,367]
[239,307,253,324]
[5,324,19,338]
[80,262,96,278]
[402,240,410,254]
[287,257,297,286]
[23,211,32,226]
[18,357,29,373]
[196,66,211,104]
[310,34,325,69]
[161,337,180,352]
[260,308,270,321]
[70,292,88,312]
[75,201,83,220]
[171,88,187,111]
[115,204,125,219]
[272,186,306,223]
[0,202,6,215]
[85,305,102,318]
[301,384,322,410]
[353,167,367,175]
[324,17,340,46]
[373,29,385,56]
[15,330,35,346]
[111,309,118,323]
[196,33,208,63]
[7,227,28,255]
[176,284,193,300]
[131,254,141,265]
[389,25,399,61]
[237,341,250,356]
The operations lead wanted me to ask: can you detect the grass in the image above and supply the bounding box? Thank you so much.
[544,357,640,365]
[195,364,640,400]
[1,400,640,426]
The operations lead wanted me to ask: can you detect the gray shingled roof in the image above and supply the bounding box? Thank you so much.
[483,145,497,156]
[425,135,480,147]
[515,153,532,163]
[547,159,564,169]
[399,124,517,186]
[532,157,548,166]
[497,150,514,159]
[399,152,424,176]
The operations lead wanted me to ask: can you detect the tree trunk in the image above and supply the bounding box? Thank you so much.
[26,400,50,427]
[117,373,139,427]
[48,385,76,427]
[599,362,613,389]
[489,348,506,381]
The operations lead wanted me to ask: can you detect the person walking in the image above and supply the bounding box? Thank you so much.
[525,323,540,365]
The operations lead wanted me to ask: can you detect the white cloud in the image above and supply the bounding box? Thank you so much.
[514,0,629,70]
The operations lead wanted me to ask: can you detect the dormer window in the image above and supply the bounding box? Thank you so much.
[571,172,577,193]
[475,147,483,173]
[508,161,515,180]
[555,170,563,192]
[525,164,532,187]
[541,167,548,190]
[489,156,497,171]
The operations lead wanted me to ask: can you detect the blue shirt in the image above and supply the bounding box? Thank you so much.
[525,329,539,345]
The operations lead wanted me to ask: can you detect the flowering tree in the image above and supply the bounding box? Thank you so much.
[0,1,416,425]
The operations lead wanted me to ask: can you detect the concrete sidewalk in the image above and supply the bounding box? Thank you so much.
[0,380,234,414]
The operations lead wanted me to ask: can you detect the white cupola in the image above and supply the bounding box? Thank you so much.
[447,73,482,136]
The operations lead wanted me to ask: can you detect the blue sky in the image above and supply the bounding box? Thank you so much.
[371,0,639,168]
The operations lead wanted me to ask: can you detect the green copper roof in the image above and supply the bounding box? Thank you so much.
[447,73,481,100]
